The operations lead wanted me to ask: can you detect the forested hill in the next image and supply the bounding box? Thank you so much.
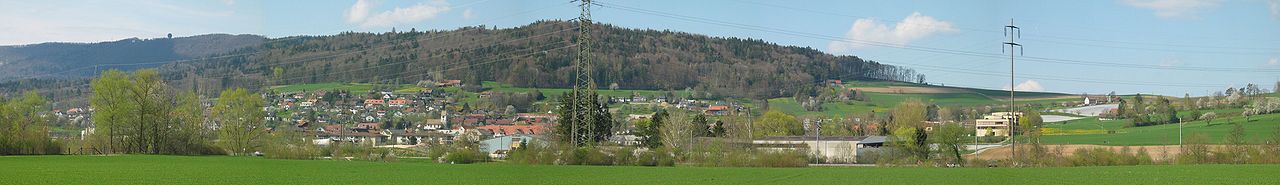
[2,20,923,102]
[0,34,265,80]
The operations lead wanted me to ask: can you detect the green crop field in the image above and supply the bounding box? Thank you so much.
[1039,113,1280,146]
[2,155,1278,184]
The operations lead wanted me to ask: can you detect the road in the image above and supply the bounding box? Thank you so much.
[1049,104,1118,117]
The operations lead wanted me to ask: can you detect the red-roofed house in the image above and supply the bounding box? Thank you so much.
[388,99,409,107]
[705,105,729,116]
[364,99,385,107]
[476,125,546,137]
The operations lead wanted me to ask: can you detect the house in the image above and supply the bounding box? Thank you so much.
[418,119,446,130]
[437,80,463,87]
[66,108,84,114]
[314,124,386,145]
[388,129,450,145]
[752,136,885,164]
[388,99,409,107]
[480,135,541,159]
[476,125,546,137]
[705,105,730,116]
[355,123,381,132]
[627,114,653,121]
[827,79,843,86]
[975,112,1022,137]
[515,113,556,124]
[364,99,385,107]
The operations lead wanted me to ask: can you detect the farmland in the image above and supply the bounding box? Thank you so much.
[1039,113,1280,146]
[2,155,1279,185]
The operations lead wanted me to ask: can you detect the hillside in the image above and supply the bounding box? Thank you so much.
[0,34,265,79]
[2,20,931,105]
[150,20,922,99]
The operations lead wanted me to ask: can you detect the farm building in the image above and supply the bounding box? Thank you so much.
[752,136,885,163]
[975,112,1021,137]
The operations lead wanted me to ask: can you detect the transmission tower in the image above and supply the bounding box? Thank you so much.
[571,0,598,146]
[1003,19,1023,167]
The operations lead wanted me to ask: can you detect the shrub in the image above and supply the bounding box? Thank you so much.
[443,149,485,164]
[1177,134,1212,164]
[611,147,636,165]
[636,150,659,166]
[583,147,615,165]
[1067,147,1151,166]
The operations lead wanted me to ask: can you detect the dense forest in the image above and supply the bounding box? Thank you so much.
[0,20,923,105]
[0,34,265,79]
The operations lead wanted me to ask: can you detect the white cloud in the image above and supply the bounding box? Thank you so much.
[463,8,475,19]
[345,0,451,28]
[1122,0,1222,19]
[220,0,236,6]
[1269,57,1278,65]
[1003,80,1046,92]
[345,0,373,23]
[828,12,954,54]
[1270,0,1280,19]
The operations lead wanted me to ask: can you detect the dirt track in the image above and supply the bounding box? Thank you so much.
[850,86,970,94]
[967,144,1187,161]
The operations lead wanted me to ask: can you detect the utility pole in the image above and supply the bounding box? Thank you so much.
[569,0,597,146]
[1003,19,1022,167]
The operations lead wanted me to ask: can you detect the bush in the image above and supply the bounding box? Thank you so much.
[636,149,659,166]
[1067,147,1151,166]
[583,147,615,165]
[443,149,486,164]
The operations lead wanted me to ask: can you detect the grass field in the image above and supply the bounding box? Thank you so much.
[482,81,693,98]
[768,92,1077,117]
[270,83,412,93]
[2,155,1279,184]
[1039,113,1280,146]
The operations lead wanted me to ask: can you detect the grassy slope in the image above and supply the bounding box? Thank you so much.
[765,81,1079,117]
[2,155,1279,185]
[768,92,1000,117]
[1040,113,1280,145]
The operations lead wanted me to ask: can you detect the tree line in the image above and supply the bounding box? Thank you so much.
[86,69,264,155]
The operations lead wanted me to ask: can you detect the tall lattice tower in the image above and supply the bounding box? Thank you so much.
[570,0,597,146]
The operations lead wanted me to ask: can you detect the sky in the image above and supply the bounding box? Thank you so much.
[2,0,1278,96]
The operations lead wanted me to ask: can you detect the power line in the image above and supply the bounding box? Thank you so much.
[733,0,1279,52]
[596,1,1280,73]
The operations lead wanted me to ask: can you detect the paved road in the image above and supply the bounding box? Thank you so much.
[1050,104,1118,117]
[1042,115,1085,122]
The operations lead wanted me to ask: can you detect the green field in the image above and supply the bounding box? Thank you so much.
[2,155,1279,184]
[1040,113,1280,145]
[270,83,412,93]
[844,80,1071,99]
[482,81,692,98]
[768,92,1077,117]
[767,92,999,117]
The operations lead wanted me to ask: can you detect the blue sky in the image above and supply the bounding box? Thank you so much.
[2,0,1278,96]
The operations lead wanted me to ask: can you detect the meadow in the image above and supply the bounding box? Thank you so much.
[1039,113,1280,146]
[2,155,1279,185]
